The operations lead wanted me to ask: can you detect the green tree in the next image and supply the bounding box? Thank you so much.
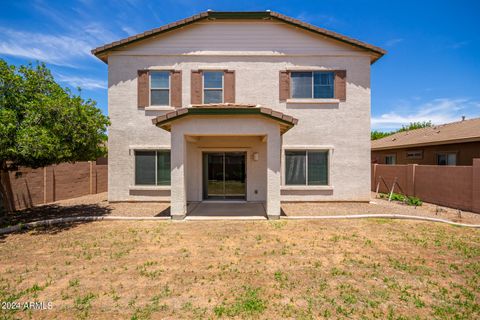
[371,121,433,140]
[371,130,392,140]
[397,121,433,132]
[0,59,109,213]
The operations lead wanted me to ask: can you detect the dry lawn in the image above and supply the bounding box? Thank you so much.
[1,219,479,319]
[4,192,480,228]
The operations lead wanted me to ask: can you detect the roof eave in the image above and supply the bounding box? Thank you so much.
[152,107,298,134]
[91,11,386,64]
[372,136,480,151]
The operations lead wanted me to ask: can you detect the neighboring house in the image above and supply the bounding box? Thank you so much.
[372,118,480,165]
[92,11,385,219]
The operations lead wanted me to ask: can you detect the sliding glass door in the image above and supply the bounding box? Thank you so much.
[203,152,246,200]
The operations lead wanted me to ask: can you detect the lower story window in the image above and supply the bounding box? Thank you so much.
[285,150,329,185]
[385,155,396,165]
[436,153,456,165]
[135,150,171,185]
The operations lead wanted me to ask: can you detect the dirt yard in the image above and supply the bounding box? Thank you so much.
[282,194,480,224]
[1,219,479,319]
[2,192,479,228]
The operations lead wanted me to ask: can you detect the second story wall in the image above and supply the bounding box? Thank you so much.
[108,19,372,147]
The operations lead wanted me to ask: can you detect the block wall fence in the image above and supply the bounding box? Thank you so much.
[371,159,480,213]
[5,158,107,211]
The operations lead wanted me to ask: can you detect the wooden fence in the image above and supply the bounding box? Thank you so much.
[4,158,107,211]
[371,159,480,213]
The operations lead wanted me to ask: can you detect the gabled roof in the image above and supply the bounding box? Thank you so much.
[92,11,386,63]
[371,117,480,150]
[152,103,298,134]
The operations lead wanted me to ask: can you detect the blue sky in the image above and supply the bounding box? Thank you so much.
[1,0,479,131]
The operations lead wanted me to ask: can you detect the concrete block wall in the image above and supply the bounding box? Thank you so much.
[372,160,480,213]
[6,158,108,211]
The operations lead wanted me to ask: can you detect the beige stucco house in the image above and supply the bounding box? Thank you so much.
[92,11,385,219]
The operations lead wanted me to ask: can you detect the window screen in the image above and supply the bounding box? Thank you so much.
[291,71,334,99]
[385,155,396,165]
[203,71,223,103]
[135,150,171,185]
[285,151,307,185]
[307,151,329,185]
[291,72,312,98]
[156,151,171,185]
[150,71,170,105]
[285,150,329,186]
[135,151,156,185]
[437,153,456,165]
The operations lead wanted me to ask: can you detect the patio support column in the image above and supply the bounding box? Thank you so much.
[266,131,281,219]
[170,129,187,219]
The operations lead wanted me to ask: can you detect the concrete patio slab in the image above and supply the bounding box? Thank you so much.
[187,202,266,217]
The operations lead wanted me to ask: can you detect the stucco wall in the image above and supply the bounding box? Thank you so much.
[372,141,480,166]
[107,20,372,202]
[186,135,267,202]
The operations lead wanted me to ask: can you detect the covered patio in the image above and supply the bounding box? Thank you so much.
[152,104,298,220]
[186,202,267,219]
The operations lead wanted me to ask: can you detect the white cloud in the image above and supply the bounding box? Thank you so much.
[372,98,480,130]
[295,12,341,28]
[0,28,93,67]
[0,0,124,67]
[385,38,403,47]
[56,74,107,90]
[121,26,138,36]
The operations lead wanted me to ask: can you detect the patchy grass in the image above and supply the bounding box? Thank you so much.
[0,219,479,319]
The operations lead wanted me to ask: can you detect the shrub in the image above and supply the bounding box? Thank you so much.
[379,193,422,206]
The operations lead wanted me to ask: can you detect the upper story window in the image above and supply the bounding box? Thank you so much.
[203,71,223,104]
[150,71,170,106]
[291,71,334,99]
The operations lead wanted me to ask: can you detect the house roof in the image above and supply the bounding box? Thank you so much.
[91,11,386,63]
[152,103,298,134]
[371,117,480,151]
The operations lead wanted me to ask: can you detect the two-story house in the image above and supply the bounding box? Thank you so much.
[92,11,385,219]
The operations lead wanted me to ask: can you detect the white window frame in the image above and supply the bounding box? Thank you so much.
[202,71,224,104]
[133,149,171,186]
[282,147,333,188]
[149,71,170,106]
[290,71,334,99]
[405,150,423,160]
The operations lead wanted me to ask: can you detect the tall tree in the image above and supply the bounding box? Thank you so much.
[0,59,109,213]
